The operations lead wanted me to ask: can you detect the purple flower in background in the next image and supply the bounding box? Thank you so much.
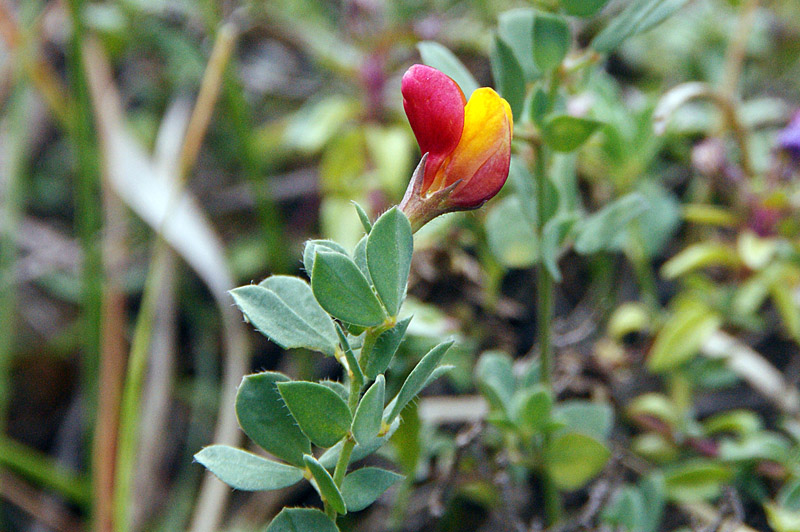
[778,110,800,162]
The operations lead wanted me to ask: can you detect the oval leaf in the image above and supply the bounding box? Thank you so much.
[663,460,732,502]
[303,239,348,276]
[366,207,413,317]
[574,194,647,254]
[231,281,337,356]
[364,316,411,379]
[591,0,689,53]
[236,372,311,467]
[311,250,386,327]
[543,115,602,152]
[385,340,453,422]
[194,445,304,491]
[554,400,614,441]
[545,432,611,490]
[304,454,347,515]
[498,8,540,81]
[417,41,480,97]
[648,300,722,372]
[533,12,570,72]
[341,467,403,512]
[491,35,525,119]
[352,375,385,446]
[278,381,352,448]
[265,508,339,532]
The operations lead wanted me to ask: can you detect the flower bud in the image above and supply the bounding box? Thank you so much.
[399,64,513,231]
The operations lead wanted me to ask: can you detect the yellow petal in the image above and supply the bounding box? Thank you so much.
[428,88,512,193]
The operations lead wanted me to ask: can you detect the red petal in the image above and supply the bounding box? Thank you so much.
[401,64,466,190]
[449,142,511,208]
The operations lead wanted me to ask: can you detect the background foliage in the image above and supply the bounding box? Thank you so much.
[1,0,800,531]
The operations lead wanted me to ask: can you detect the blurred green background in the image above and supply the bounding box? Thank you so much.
[2,0,800,531]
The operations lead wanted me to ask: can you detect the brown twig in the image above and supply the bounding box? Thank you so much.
[720,0,759,100]
[91,182,129,532]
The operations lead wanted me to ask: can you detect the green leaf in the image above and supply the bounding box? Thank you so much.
[702,409,762,436]
[591,0,689,53]
[765,503,800,532]
[528,87,549,126]
[194,445,304,491]
[317,417,401,470]
[363,317,411,379]
[718,432,791,463]
[385,340,454,422]
[532,12,570,72]
[541,213,578,282]
[639,473,667,532]
[320,380,350,403]
[265,508,339,532]
[562,0,609,17]
[497,9,540,81]
[231,281,338,356]
[417,41,480,97]
[486,196,538,268]
[236,372,311,467]
[543,115,602,152]
[476,351,516,414]
[352,375,385,446]
[311,250,386,327]
[648,300,722,372]
[304,454,347,515]
[574,194,647,254]
[545,432,610,490]
[336,324,364,388]
[660,242,740,279]
[341,467,403,512]
[303,240,348,276]
[389,401,422,475]
[554,400,614,441]
[663,460,732,502]
[366,207,413,316]
[352,201,372,233]
[491,35,525,119]
[514,385,553,432]
[602,486,645,532]
[278,381,353,448]
[779,478,800,511]
[353,235,372,284]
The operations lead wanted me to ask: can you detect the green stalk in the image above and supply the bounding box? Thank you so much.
[532,143,562,526]
[333,437,356,489]
[627,220,660,313]
[534,145,554,387]
[0,86,29,429]
[65,0,104,429]
[113,248,170,531]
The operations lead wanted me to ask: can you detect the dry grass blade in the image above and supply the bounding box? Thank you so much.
[702,331,800,414]
[82,34,248,532]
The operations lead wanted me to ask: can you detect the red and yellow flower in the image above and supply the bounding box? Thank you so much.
[399,64,513,231]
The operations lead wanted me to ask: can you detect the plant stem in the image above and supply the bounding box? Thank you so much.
[534,146,554,388]
[333,437,356,488]
[0,85,29,430]
[627,220,660,313]
[532,143,562,526]
[66,0,104,434]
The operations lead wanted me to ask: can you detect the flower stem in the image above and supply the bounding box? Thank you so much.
[333,437,356,488]
[534,146,554,388]
[532,143,562,526]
